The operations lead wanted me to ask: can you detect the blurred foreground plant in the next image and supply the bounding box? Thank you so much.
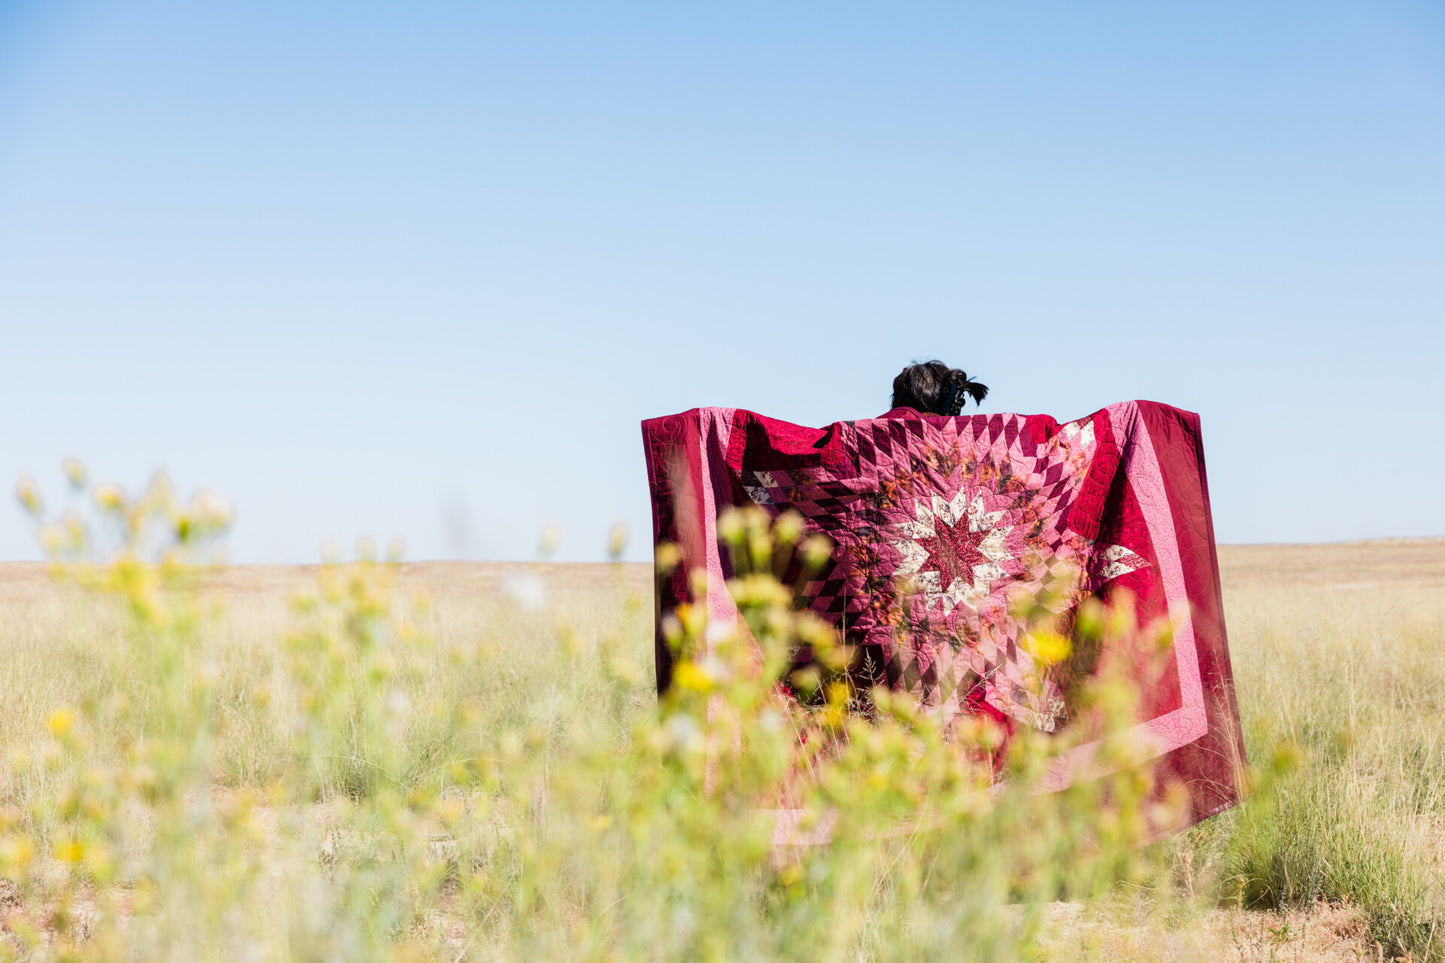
[0,471,1186,961]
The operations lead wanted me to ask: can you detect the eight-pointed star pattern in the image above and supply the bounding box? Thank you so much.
[891,491,1011,614]
[739,413,1150,732]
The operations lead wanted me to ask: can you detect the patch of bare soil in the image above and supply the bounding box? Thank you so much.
[1043,900,1390,962]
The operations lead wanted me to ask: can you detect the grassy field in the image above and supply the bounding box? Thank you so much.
[0,537,1441,960]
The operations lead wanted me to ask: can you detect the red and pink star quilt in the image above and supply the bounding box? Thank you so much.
[642,401,1247,833]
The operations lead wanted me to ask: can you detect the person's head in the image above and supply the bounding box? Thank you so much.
[890,361,988,415]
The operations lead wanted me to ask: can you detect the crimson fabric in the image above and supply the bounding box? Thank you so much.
[642,401,1247,834]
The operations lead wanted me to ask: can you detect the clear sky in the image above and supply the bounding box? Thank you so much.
[1,0,1442,563]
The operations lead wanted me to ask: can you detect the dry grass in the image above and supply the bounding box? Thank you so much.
[0,538,1441,959]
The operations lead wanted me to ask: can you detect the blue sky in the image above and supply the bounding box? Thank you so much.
[1,0,1442,562]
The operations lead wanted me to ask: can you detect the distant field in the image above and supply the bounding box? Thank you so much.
[1218,537,1445,589]
[3,534,1438,602]
[0,539,1440,960]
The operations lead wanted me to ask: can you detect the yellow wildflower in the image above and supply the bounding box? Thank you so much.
[47,706,75,739]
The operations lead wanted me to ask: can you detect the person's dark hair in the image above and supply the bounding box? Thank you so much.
[890,361,988,415]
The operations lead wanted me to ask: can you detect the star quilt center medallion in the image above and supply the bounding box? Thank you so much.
[890,491,1013,614]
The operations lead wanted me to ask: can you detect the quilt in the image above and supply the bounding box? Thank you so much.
[641,401,1247,832]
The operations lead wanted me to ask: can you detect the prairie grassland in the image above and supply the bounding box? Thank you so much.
[0,538,1441,960]
[1187,540,1445,956]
